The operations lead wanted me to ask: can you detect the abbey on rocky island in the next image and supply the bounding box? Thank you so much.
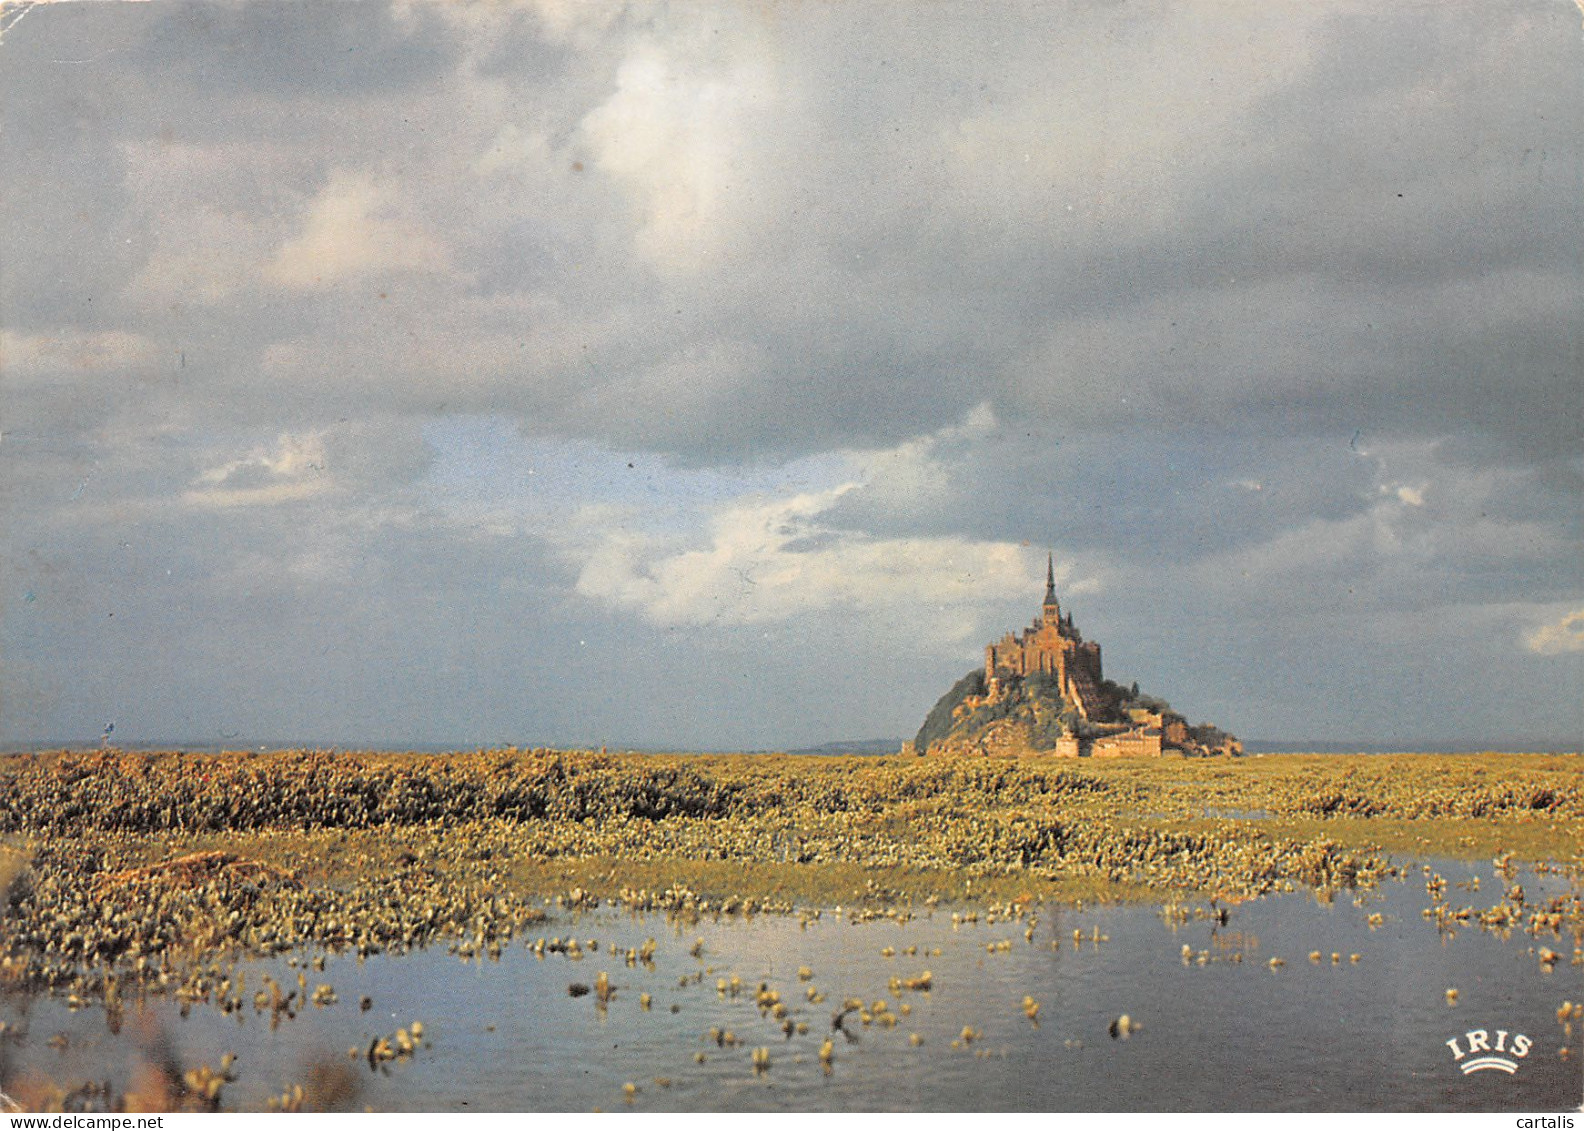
[914,556,1242,759]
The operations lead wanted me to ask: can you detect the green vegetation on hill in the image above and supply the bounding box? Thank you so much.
[948,670,1086,749]
[912,669,1120,754]
[913,668,986,753]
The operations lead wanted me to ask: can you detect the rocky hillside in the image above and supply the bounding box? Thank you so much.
[913,668,1239,759]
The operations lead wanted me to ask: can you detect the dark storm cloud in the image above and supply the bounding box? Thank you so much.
[1,0,1579,749]
[18,0,1559,468]
[132,1,454,99]
[825,425,1381,549]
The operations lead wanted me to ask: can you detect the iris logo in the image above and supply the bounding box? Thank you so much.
[1445,1027,1532,1074]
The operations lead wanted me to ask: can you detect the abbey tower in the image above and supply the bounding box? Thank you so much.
[984,556,1105,718]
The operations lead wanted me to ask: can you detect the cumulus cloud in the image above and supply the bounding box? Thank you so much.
[0,329,160,382]
[571,479,1035,644]
[1525,609,1584,656]
[184,433,332,509]
[1171,439,1576,620]
[130,204,272,308]
[839,402,999,515]
[935,4,1326,243]
[519,0,623,50]
[578,17,792,275]
[2,2,1579,749]
[264,170,453,290]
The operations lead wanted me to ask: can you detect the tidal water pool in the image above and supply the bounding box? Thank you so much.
[3,859,1578,1111]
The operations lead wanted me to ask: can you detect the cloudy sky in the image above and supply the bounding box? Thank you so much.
[1,0,1579,751]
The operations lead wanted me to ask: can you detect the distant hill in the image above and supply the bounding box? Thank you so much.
[1241,740,1582,755]
[784,739,906,757]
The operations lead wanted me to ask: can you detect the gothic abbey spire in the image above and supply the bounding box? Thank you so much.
[986,554,1104,719]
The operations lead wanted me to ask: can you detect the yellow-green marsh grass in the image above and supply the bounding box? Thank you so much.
[0,840,28,899]
[0,747,1575,1010]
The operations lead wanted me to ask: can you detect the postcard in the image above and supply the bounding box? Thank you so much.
[1,0,1578,1115]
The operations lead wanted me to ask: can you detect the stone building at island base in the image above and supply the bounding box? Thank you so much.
[1056,724,1162,759]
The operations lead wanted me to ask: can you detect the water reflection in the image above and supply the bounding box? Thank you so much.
[2,860,1577,1111]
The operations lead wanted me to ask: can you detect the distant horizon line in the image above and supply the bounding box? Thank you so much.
[3,737,1579,757]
